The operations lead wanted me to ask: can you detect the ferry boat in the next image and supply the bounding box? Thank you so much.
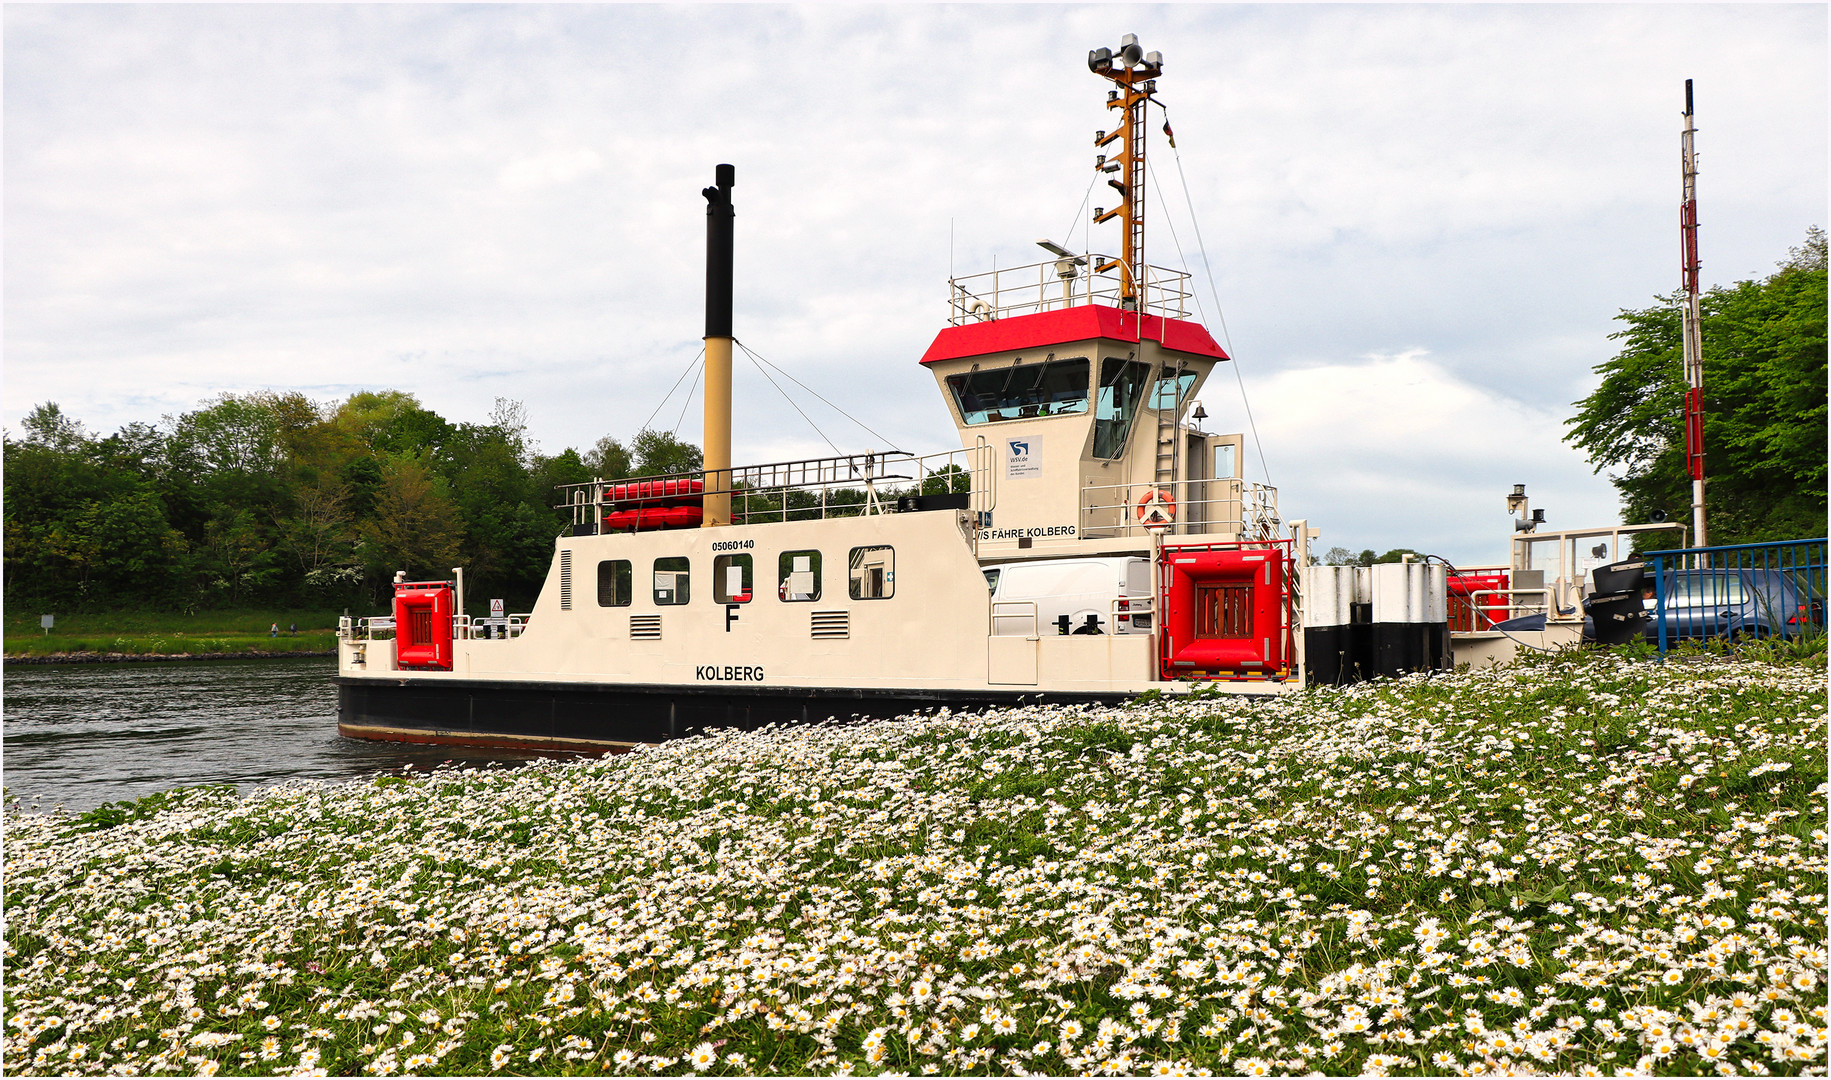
[336,38,1452,752]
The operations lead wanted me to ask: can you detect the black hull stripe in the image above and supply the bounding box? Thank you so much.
[336,676,1141,751]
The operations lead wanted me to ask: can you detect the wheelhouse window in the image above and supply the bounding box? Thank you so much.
[1150,368,1198,410]
[849,546,895,600]
[1093,358,1151,458]
[714,554,754,603]
[778,550,822,602]
[653,557,690,606]
[945,358,1089,425]
[597,560,632,607]
[1196,584,1253,639]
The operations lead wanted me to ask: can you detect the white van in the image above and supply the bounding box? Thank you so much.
[985,556,1153,636]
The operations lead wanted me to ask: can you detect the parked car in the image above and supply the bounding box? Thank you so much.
[1585,567,1826,643]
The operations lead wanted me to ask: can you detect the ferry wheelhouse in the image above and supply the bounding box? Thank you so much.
[336,38,1449,752]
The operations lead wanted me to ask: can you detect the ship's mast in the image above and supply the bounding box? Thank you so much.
[1679,80,1706,548]
[703,164,735,529]
[1089,35,1163,310]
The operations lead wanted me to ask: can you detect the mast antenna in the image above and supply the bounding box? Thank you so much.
[1680,79,1706,548]
[1088,35,1163,310]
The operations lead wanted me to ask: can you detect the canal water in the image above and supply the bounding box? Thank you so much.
[3,658,546,814]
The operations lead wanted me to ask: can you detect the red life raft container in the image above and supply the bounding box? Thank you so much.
[1159,544,1291,680]
[393,581,454,671]
[601,477,705,532]
[602,505,704,532]
[606,478,704,505]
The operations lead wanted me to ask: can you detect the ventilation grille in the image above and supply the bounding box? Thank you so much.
[630,614,662,640]
[560,550,573,610]
[811,610,850,640]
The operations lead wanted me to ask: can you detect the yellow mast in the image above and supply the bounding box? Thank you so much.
[1089,35,1163,310]
[702,164,735,528]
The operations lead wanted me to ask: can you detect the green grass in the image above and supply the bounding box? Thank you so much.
[4,609,344,657]
[3,651,1824,1076]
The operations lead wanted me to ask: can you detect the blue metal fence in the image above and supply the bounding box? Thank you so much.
[1643,538,1828,655]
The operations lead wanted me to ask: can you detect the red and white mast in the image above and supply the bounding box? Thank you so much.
[1680,79,1707,548]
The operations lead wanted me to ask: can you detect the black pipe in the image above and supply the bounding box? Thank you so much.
[703,163,735,339]
[1684,78,1693,117]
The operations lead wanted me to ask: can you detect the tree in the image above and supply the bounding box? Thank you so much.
[1567,227,1828,544]
[587,435,633,479]
[631,429,702,475]
[362,459,464,580]
[1321,546,1418,566]
[18,402,89,454]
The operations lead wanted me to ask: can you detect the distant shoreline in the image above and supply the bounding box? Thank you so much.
[4,650,336,665]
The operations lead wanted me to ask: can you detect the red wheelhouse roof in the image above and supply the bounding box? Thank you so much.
[919,305,1229,365]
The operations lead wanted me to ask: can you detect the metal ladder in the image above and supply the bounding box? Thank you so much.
[1152,362,1182,489]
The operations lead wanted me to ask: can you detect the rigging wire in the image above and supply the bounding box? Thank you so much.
[739,346,844,458]
[1152,102,1275,488]
[735,339,899,449]
[669,360,704,442]
[1063,172,1099,254]
[639,348,706,435]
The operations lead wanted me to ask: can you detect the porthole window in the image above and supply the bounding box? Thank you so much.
[653,557,690,606]
[779,550,823,602]
[597,560,632,607]
[714,554,754,604]
[848,546,895,600]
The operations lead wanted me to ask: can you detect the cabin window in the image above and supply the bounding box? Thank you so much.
[982,567,1001,592]
[1151,368,1198,410]
[778,550,823,602]
[714,554,754,603]
[1092,358,1150,458]
[597,560,633,607]
[1196,584,1253,639]
[653,556,691,606]
[945,358,1089,425]
[849,546,895,600]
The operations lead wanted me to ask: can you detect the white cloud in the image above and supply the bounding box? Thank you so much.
[3,4,1821,556]
[1214,350,1618,564]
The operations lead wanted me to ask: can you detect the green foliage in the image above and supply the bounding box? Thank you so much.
[1567,227,1828,543]
[1322,546,1421,566]
[4,393,677,616]
[630,428,703,475]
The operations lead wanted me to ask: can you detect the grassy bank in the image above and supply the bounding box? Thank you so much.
[4,609,343,658]
[4,651,1824,1076]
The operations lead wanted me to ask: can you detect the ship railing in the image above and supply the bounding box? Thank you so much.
[948,256,1194,325]
[461,613,531,640]
[990,600,1039,638]
[1457,588,1555,631]
[556,445,995,531]
[1078,477,1281,541]
[340,615,395,640]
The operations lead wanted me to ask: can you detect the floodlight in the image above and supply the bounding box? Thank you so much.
[1145,51,1162,68]
[1088,46,1113,73]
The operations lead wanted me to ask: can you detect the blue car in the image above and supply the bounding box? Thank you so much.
[1641,567,1825,644]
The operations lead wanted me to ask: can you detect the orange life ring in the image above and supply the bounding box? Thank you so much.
[1135,488,1177,524]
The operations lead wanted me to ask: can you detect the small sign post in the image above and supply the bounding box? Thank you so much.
[41,614,54,636]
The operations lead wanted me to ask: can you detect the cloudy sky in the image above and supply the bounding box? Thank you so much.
[6,4,1824,563]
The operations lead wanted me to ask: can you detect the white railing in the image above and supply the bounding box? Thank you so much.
[338,613,532,642]
[990,600,1039,638]
[1079,478,1280,541]
[557,445,995,532]
[948,256,1193,325]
